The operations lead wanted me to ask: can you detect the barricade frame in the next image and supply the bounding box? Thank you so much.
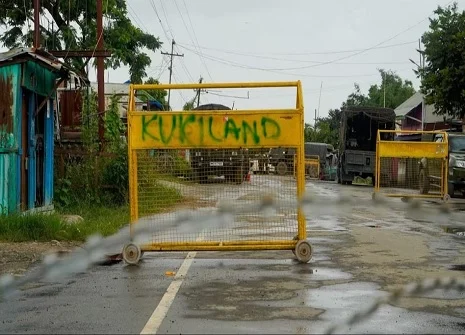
[374,130,449,200]
[125,81,308,260]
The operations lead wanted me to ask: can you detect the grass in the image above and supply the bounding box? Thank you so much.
[138,181,183,217]
[0,183,182,243]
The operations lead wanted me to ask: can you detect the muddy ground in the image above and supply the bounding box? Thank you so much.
[0,241,81,276]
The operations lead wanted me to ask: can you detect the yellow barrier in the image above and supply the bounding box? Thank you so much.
[374,130,449,200]
[124,81,310,264]
[294,155,320,179]
[305,155,320,179]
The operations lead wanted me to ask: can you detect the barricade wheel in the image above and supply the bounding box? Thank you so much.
[443,194,451,203]
[122,243,142,265]
[294,240,312,263]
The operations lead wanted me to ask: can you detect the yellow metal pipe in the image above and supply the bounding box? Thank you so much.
[141,244,296,252]
[130,81,300,91]
[127,109,299,116]
[384,194,445,198]
[296,80,304,111]
[296,107,306,240]
[141,240,295,247]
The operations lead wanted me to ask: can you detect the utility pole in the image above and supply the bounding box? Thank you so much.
[317,81,323,119]
[196,77,203,107]
[33,0,40,48]
[161,40,184,110]
[36,0,112,150]
[383,71,386,108]
[96,0,105,149]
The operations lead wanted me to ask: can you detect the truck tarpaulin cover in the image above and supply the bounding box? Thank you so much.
[341,107,396,152]
[342,106,396,123]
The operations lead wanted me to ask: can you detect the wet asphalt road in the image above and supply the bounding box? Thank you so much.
[1,176,465,334]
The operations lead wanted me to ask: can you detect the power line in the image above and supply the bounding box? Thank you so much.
[205,91,250,99]
[171,69,188,104]
[178,0,213,81]
[179,45,414,78]
[297,0,455,69]
[178,41,412,65]
[148,0,171,42]
[177,40,419,59]
[182,0,212,79]
[127,3,150,32]
[158,0,174,40]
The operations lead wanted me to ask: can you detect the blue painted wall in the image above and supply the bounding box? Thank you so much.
[0,64,21,214]
[0,60,59,214]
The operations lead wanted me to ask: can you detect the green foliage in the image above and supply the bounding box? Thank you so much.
[342,70,415,109]
[0,1,161,82]
[367,70,416,109]
[309,69,414,147]
[139,77,169,108]
[304,109,341,148]
[0,207,130,242]
[418,2,465,120]
[104,95,126,153]
[183,98,196,111]
[54,178,72,208]
[0,212,65,242]
[81,89,99,152]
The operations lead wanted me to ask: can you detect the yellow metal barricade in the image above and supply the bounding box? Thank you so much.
[305,155,320,179]
[294,155,320,179]
[125,81,310,263]
[374,130,448,200]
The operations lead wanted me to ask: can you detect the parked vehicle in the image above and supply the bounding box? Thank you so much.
[421,132,465,198]
[249,148,271,174]
[189,104,250,184]
[268,147,296,175]
[337,107,396,185]
[304,142,335,179]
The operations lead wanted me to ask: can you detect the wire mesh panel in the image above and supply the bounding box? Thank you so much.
[126,81,308,257]
[135,148,299,247]
[374,130,448,200]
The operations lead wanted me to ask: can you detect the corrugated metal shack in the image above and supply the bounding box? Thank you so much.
[0,48,86,214]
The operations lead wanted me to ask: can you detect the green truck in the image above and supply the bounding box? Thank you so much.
[337,107,396,185]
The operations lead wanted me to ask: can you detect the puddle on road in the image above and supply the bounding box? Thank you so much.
[307,216,348,232]
[441,226,465,237]
[303,282,465,334]
[449,264,465,272]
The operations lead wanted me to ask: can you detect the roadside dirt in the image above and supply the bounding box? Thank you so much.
[0,241,82,277]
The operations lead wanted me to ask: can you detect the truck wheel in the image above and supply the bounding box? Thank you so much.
[276,161,288,175]
[419,169,430,194]
[448,182,455,198]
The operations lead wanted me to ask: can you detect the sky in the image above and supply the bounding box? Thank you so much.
[1,0,462,124]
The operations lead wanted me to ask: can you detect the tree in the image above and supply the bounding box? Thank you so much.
[0,0,161,83]
[183,99,196,111]
[367,69,415,109]
[342,70,415,109]
[418,2,465,129]
[342,84,368,109]
[137,77,169,110]
[313,69,414,146]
